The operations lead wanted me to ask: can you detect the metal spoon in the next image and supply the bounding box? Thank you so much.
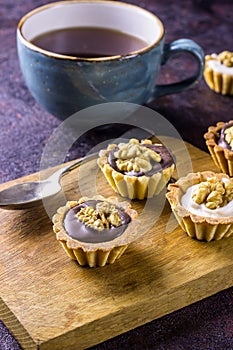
[0,152,98,210]
[0,127,154,210]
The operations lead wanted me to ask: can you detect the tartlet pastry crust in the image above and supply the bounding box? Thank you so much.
[204,120,233,175]
[97,139,175,200]
[203,52,233,95]
[52,195,139,267]
[166,171,233,242]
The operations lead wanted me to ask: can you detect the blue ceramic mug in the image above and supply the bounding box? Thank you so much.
[17,0,204,120]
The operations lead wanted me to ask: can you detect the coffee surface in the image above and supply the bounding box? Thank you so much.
[31,27,147,58]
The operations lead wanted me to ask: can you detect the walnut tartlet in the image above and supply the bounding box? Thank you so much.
[52,196,139,267]
[97,138,175,200]
[203,51,233,95]
[166,171,233,241]
[204,120,233,175]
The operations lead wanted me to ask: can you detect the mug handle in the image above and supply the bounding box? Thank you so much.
[152,39,204,98]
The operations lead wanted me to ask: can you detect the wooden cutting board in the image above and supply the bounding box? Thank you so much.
[1,139,233,350]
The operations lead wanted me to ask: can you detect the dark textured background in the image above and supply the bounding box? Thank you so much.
[0,0,233,349]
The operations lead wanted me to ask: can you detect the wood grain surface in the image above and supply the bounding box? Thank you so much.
[1,139,233,350]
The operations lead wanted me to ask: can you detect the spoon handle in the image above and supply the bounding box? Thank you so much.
[61,152,98,177]
[47,152,98,184]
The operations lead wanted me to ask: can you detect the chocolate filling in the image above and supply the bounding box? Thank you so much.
[108,144,175,176]
[218,122,233,150]
[63,200,131,243]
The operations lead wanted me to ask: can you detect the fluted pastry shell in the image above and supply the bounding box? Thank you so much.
[52,196,139,267]
[97,139,175,200]
[166,171,233,242]
[203,55,233,95]
[204,120,233,176]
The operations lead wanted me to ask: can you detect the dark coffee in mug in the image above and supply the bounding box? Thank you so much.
[31,27,147,58]
[17,0,204,119]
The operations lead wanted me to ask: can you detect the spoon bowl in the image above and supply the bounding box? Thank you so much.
[0,153,97,210]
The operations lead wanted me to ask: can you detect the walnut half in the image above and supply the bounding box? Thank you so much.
[192,177,233,209]
[218,51,233,67]
[114,139,161,174]
[76,201,122,231]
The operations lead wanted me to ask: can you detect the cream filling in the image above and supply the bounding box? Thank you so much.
[208,56,233,76]
[181,180,233,218]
